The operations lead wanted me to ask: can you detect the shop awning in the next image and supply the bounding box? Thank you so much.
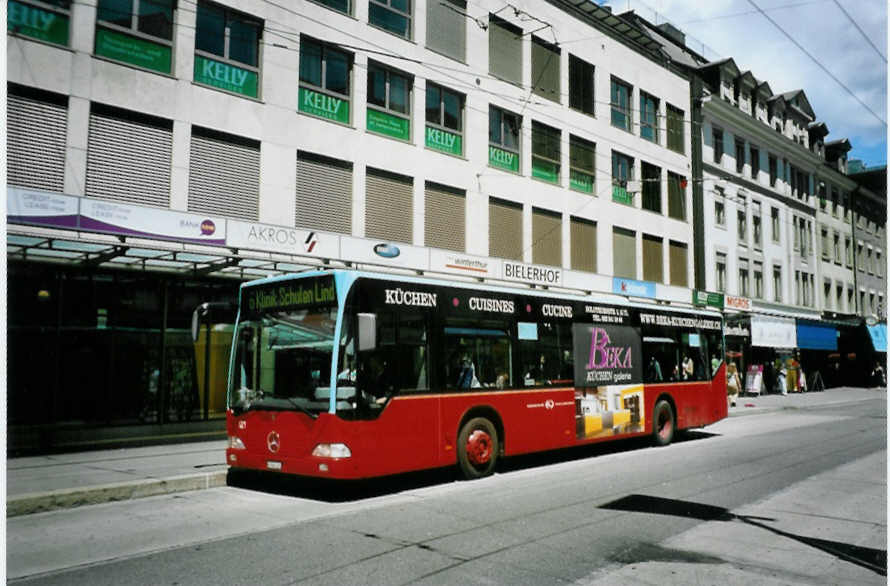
[867,324,887,352]
[796,321,838,351]
[750,314,797,348]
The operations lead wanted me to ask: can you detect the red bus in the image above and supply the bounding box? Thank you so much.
[225,269,726,480]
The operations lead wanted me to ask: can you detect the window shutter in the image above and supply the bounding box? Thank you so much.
[489,17,521,85]
[366,168,412,243]
[612,227,636,279]
[489,197,522,260]
[427,0,465,62]
[296,151,352,234]
[7,91,67,192]
[642,234,663,283]
[532,207,561,266]
[86,107,172,206]
[425,182,465,252]
[189,128,260,220]
[531,37,560,102]
[570,216,596,272]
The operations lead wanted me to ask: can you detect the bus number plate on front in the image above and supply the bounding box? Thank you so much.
[266,460,282,471]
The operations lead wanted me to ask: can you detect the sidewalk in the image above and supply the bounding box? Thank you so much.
[5,386,884,517]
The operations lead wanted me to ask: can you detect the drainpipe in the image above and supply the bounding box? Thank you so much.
[850,187,860,314]
[691,75,706,291]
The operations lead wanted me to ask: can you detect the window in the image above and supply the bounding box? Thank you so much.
[715,199,725,226]
[793,217,800,250]
[877,251,883,278]
[857,243,864,271]
[569,55,595,116]
[833,233,841,263]
[641,162,661,213]
[669,240,688,287]
[7,85,68,192]
[195,1,262,97]
[836,283,844,311]
[716,252,727,292]
[489,15,521,85]
[768,155,777,187]
[9,0,73,46]
[531,207,561,266]
[369,0,411,39]
[610,77,632,132]
[96,0,174,73]
[737,202,747,244]
[299,37,351,122]
[425,83,463,156]
[570,216,597,272]
[750,146,760,179]
[443,318,510,390]
[531,37,560,103]
[489,197,522,260]
[489,106,521,173]
[640,92,658,143]
[738,260,749,296]
[642,234,663,283]
[773,265,782,302]
[771,207,780,242]
[531,121,560,183]
[735,138,745,173]
[517,319,573,389]
[366,168,412,243]
[426,0,464,61]
[824,281,832,309]
[366,62,411,140]
[296,151,353,234]
[867,248,874,274]
[666,104,684,153]
[667,173,686,221]
[845,237,853,266]
[314,0,351,14]
[821,228,830,260]
[189,127,260,220]
[425,182,465,252]
[752,202,762,248]
[611,151,633,205]
[712,126,724,164]
[613,227,636,279]
[569,135,595,194]
[753,261,763,299]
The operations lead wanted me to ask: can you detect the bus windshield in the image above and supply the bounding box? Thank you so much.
[229,307,338,416]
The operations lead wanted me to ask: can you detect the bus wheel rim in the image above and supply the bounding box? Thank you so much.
[658,412,672,439]
[466,429,492,466]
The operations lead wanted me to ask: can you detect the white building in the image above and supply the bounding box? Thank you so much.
[6,0,698,448]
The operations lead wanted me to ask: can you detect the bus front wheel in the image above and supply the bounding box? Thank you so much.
[457,417,499,479]
[652,400,675,447]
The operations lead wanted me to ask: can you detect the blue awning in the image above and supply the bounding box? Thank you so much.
[867,324,887,352]
[796,321,837,351]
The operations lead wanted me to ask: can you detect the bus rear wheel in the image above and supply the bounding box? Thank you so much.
[457,417,499,479]
[652,400,675,446]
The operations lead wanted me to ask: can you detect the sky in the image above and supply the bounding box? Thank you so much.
[602,0,887,168]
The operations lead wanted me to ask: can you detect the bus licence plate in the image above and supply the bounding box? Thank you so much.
[266,460,282,471]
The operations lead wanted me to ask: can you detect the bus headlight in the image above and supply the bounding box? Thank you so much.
[311,443,352,458]
[228,436,246,450]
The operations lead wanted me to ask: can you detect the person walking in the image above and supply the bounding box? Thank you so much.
[726,362,741,407]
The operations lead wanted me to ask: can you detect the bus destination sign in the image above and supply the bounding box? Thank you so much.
[242,275,336,316]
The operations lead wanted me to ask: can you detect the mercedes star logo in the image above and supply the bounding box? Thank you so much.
[267,431,280,453]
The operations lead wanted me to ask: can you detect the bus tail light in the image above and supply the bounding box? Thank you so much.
[312,443,352,458]
[228,436,246,450]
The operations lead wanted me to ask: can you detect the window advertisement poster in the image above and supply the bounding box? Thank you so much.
[79,198,227,245]
[532,159,559,183]
[299,86,349,124]
[366,109,410,141]
[569,170,594,193]
[745,364,763,395]
[572,323,641,387]
[7,187,79,228]
[8,0,69,46]
[425,126,462,156]
[226,220,339,258]
[94,27,172,74]
[194,55,258,98]
[612,184,633,205]
[489,146,519,173]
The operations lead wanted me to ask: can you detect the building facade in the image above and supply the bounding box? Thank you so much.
[8,0,702,450]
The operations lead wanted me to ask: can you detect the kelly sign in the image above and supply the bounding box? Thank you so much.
[573,324,641,386]
[299,86,349,124]
[425,126,462,156]
[194,55,258,98]
[489,146,519,173]
[8,0,69,46]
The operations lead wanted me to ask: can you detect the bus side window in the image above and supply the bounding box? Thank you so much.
[443,321,511,390]
[518,322,572,387]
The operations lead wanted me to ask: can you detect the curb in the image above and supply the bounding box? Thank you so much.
[7,471,228,517]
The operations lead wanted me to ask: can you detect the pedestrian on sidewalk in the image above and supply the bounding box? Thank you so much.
[776,364,788,395]
[726,362,741,407]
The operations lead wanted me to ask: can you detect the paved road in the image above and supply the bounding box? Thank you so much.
[8,394,885,585]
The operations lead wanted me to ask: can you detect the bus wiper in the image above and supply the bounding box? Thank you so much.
[283,396,318,419]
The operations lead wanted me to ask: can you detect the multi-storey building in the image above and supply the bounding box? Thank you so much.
[7,0,698,450]
[628,14,886,392]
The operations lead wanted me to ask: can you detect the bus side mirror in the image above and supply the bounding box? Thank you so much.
[358,313,377,351]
